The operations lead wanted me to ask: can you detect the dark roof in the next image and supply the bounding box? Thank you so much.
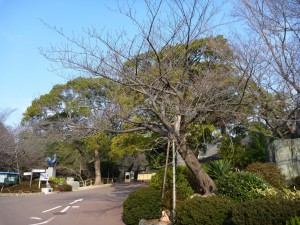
[0,172,19,175]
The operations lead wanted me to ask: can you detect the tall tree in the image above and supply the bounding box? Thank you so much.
[23,77,113,184]
[40,0,248,195]
[232,0,300,138]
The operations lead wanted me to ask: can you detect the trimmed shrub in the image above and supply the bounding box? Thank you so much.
[175,196,236,225]
[123,187,162,225]
[215,171,268,202]
[252,187,300,201]
[149,166,194,209]
[286,216,300,225]
[207,159,233,179]
[246,162,287,189]
[291,176,300,190]
[230,197,300,225]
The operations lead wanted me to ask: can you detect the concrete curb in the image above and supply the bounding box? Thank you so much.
[0,183,114,196]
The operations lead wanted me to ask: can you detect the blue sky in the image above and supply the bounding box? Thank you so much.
[0,0,233,127]
[0,0,139,127]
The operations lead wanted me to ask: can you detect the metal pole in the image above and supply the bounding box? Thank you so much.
[162,140,170,199]
[30,172,33,187]
[172,139,176,221]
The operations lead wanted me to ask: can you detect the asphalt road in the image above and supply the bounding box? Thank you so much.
[0,182,146,225]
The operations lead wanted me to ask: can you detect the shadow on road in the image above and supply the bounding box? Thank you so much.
[111,182,148,199]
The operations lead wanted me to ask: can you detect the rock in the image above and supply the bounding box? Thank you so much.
[66,180,79,190]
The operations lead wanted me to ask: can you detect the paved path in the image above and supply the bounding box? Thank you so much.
[0,182,147,225]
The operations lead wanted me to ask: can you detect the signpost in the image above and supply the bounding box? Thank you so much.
[28,169,46,187]
[23,172,32,176]
[39,173,49,189]
[32,169,45,173]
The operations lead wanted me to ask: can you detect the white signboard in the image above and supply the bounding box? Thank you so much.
[23,172,32,176]
[32,169,45,173]
[0,174,7,183]
[40,173,49,181]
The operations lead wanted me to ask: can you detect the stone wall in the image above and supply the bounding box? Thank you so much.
[268,139,300,179]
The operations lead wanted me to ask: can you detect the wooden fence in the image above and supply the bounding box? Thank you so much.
[79,178,120,187]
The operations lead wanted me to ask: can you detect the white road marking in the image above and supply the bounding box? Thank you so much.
[30,198,83,224]
[29,216,56,225]
[30,217,42,220]
[60,206,70,213]
[42,206,62,213]
[69,198,84,205]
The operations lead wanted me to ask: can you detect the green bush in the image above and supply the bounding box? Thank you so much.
[251,187,300,201]
[49,177,66,186]
[219,130,266,169]
[207,159,233,179]
[215,171,268,202]
[175,196,236,225]
[286,216,300,225]
[149,166,194,209]
[246,162,287,189]
[123,187,162,225]
[291,176,300,190]
[230,197,300,225]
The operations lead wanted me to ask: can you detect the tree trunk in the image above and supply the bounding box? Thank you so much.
[177,140,215,195]
[94,150,102,185]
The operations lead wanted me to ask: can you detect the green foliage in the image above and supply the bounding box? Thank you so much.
[149,166,194,209]
[110,133,151,159]
[48,177,72,192]
[206,159,233,179]
[286,216,300,225]
[230,197,300,225]
[187,123,221,155]
[252,187,300,201]
[175,196,236,225]
[123,187,162,225]
[45,140,91,179]
[246,162,287,189]
[23,77,113,122]
[83,132,112,154]
[49,177,66,186]
[219,130,267,169]
[215,171,268,202]
[291,176,300,190]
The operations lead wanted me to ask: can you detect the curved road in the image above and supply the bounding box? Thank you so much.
[0,183,146,225]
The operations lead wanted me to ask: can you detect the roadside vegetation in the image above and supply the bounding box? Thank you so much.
[1,177,72,193]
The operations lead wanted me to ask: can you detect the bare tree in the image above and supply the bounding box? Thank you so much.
[41,0,246,195]
[232,0,300,138]
[0,109,17,171]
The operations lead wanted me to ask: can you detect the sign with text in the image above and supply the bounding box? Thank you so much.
[0,174,6,183]
[23,172,32,176]
[32,169,45,173]
[39,173,49,181]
